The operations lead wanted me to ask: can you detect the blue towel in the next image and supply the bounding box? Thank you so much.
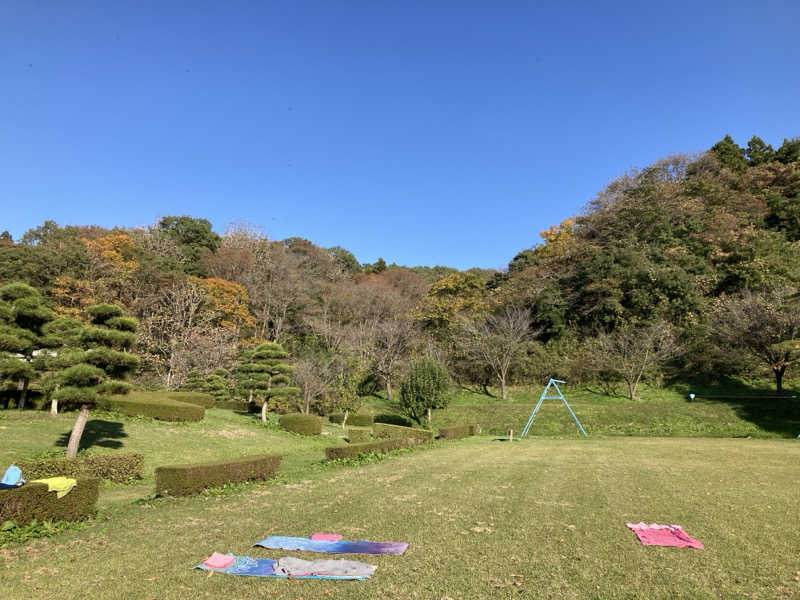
[193,554,367,580]
[254,535,408,555]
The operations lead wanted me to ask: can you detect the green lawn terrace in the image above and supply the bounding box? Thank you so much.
[1,436,798,599]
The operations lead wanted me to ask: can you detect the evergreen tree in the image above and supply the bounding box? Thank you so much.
[745,135,775,166]
[54,303,140,458]
[238,342,299,422]
[399,358,450,426]
[775,137,800,164]
[0,282,56,410]
[204,368,232,403]
[710,134,747,172]
[180,369,206,391]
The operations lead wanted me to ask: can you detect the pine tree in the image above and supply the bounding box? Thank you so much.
[710,134,747,172]
[238,342,299,422]
[0,282,56,410]
[54,303,140,458]
[745,135,775,166]
[204,368,233,403]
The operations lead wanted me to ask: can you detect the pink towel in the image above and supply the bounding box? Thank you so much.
[310,533,343,541]
[203,552,235,569]
[626,523,704,549]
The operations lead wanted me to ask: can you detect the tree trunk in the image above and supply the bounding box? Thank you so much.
[50,398,58,416]
[248,389,254,404]
[427,407,432,426]
[261,401,267,422]
[774,365,786,393]
[499,376,507,401]
[626,378,636,400]
[66,404,90,459]
[385,377,392,402]
[343,409,349,429]
[18,378,29,411]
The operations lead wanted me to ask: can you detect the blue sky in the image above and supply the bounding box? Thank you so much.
[2,1,799,269]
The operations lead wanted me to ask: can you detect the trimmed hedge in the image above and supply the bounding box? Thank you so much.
[279,413,321,435]
[437,424,480,440]
[373,413,414,427]
[325,438,421,461]
[99,394,204,422]
[373,422,435,441]
[216,399,248,410]
[166,392,215,408]
[346,429,373,443]
[329,413,374,426]
[14,454,144,483]
[155,454,282,497]
[0,477,99,525]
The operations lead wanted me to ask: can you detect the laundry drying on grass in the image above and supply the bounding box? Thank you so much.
[626,522,704,549]
[194,553,375,580]
[254,535,409,555]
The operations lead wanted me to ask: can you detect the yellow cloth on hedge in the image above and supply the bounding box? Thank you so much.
[31,477,77,498]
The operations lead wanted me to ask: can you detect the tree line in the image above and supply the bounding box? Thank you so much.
[2,133,800,417]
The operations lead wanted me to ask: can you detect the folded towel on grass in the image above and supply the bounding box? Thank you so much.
[203,552,235,569]
[194,554,371,580]
[626,522,704,549]
[254,535,408,555]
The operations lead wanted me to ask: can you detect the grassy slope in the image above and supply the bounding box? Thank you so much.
[1,437,798,599]
[0,409,347,506]
[360,381,800,438]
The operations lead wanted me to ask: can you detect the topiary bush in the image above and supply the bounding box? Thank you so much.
[373,422,435,441]
[166,391,215,408]
[155,455,281,497]
[0,477,99,525]
[399,358,450,425]
[346,429,373,443]
[325,438,422,460]
[14,454,144,483]
[329,412,374,426]
[373,413,415,427]
[98,393,204,422]
[437,424,480,440]
[279,413,321,435]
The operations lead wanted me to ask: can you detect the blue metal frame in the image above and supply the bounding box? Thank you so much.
[521,378,587,437]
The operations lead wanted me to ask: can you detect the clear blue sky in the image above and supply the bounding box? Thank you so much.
[2,1,799,270]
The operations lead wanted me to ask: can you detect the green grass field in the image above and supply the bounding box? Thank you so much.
[1,437,798,599]
[2,385,799,599]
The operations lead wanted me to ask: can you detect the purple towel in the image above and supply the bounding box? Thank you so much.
[254,535,408,555]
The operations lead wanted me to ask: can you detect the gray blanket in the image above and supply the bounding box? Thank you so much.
[275,557,376,578]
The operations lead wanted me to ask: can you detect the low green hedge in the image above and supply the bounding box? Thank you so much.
[346,429,373,443]
[14,454,144,483]
[99,394,204,422]
[215,399,248,410]
[329,413,374,426]
[373,422,435,441]
[155,454,281,497]
[279,413,321,435]
[325,438,421,460]
[438,424,481,440]
[373,413,414,427]
[166,392,215,408]
[0,477,99,525]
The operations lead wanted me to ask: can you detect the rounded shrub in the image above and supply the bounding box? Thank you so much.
[399,358,450,425]
[373,413,414,427]
[346,428,372,443]
[279,413,322,435]
[329,412,373,426]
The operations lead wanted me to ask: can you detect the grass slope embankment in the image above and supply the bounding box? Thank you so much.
[1,437,798,599]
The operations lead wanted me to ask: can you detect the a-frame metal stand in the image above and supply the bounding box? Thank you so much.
[521,378,587,437]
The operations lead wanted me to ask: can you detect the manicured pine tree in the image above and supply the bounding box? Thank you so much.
[180,369,206,392]
[234,348,271,404]
[242,342,299,422]
[0,282,56,410]
[55,303,140,458]
[204,368,233,403]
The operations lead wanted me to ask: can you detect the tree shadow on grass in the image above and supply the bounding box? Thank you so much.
[55,420,128,452]
[671,376,800,438]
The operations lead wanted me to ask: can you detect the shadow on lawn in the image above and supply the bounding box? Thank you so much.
[55,420,128,451]
[673,376,800,438]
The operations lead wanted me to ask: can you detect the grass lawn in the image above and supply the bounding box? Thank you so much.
[0,408,348,507]
[1,436,799,599]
